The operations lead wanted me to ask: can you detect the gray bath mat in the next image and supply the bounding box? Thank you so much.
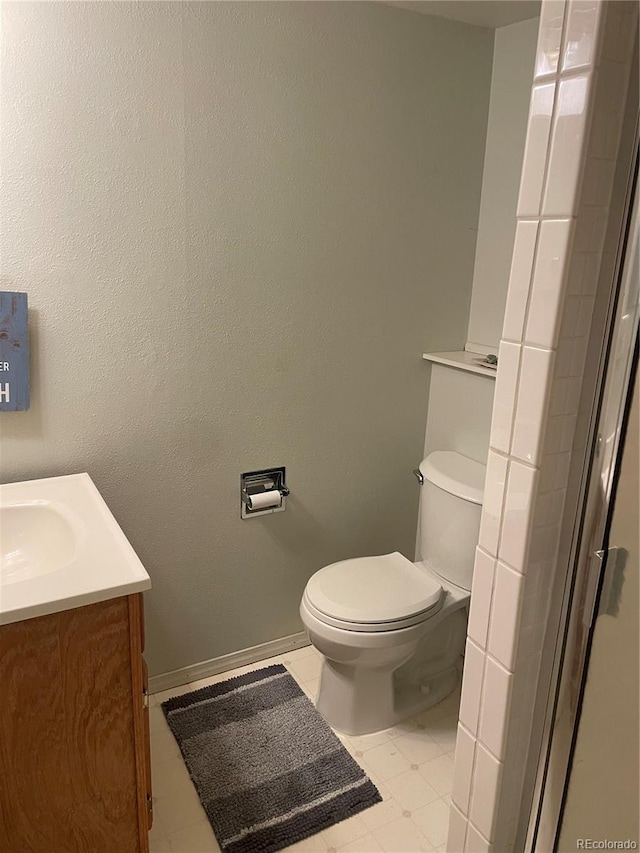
[162,664,381,853]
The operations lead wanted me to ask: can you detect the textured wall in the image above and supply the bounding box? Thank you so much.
[466,17,539,351]
[0,1,492,676]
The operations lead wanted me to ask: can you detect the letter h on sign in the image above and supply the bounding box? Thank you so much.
[0,292,29,411]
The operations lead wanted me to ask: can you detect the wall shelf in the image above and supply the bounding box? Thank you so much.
[422,350,497,379]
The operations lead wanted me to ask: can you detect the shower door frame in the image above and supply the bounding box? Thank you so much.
[523,136,640,852]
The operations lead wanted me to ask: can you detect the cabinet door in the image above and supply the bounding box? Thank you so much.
[0,598,141,852]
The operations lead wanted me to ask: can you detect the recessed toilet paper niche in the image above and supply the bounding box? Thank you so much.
[240,467,290,519]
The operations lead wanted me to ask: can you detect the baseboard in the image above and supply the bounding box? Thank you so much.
[148,630,310,694]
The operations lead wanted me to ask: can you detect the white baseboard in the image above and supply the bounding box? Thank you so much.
[148,630,310,694]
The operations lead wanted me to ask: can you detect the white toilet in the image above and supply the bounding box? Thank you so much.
[300,450,486,735]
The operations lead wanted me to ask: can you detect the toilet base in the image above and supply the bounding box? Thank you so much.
[316,658,460,736]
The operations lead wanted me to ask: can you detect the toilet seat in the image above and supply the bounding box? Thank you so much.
[304,552,444,633]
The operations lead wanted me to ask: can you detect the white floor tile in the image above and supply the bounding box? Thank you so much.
[321,814,369,848]
[359,797,405,832]
[152,684,194,707]
[149,704,170,733]
[346,730,391,753]
[418,754,454,797]
[188,672,229,691]
[253,653,287,667]
[156,782,208,836]
[149,835,172,853]
[338,832,384,852]
[385,769,440,812]
[301,677,320,701]
[361,741,412,782]
[336,734,360,759]
[167,819,221,852]
[384,719,419,740]
[282,644,315,662]
[423,714,458,753]
[372,817,434,852]
[149,821,172,853]
[412,693,460,730]
[411,799,451,848]
[288,654,323,683]
[151,724,181,763]
[394,730,443,765]
[151,754,192,800]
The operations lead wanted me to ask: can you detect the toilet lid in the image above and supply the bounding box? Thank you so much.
[305,552,443,626]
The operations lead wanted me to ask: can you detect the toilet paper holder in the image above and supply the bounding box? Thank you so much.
[241,466,290,519]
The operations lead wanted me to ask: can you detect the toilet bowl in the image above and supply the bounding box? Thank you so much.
[300,451,485,735]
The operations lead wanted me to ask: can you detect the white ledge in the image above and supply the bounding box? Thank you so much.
[422,350,497,379]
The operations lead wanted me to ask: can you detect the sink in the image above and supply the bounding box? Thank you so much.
[0,474,150,625]
[1,503,78,585]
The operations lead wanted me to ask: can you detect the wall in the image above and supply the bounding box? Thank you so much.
[466,17,539,353]
[0,2,493,676]
[522,31,639,849]
[447,2,638,850]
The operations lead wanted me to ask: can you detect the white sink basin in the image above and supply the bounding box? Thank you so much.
[0,474,151,625]
[1,503,78,584]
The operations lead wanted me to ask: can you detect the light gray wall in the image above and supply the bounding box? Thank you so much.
[466,16,539,352]
[0,1,493,676]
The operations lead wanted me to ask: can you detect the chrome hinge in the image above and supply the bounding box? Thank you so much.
[583,549,605,629]
[583,546,626,628]
[143,688,149,710]
[147,794,153,813]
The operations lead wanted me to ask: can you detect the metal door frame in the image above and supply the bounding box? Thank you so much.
[524,137,640,851]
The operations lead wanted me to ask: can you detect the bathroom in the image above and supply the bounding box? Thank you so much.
[0,2,637,852]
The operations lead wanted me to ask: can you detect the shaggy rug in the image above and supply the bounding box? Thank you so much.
[162,664,381,853]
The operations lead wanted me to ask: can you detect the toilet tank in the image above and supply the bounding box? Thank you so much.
[418,451,486,591]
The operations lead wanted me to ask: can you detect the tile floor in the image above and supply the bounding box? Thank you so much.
[149,645,460,853]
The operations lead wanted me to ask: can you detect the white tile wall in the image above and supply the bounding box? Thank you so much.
[490,341,521,453]
[561,0,602,73]
[542,75,593,216]
[511,346,555,464]
[487,564,524,673]
[466,547,495,649]
[477,451,508,556]
[534,0,566,79]
[516,82,556,217]
[447,2,637,850]
[498,461,538,572]
[451,724,476,815]
[468,745,502,840]
[458,640,485,736]
[502,221,539,342]
[524,219,574,348]
[477,658,512,761]
[447,805,468,853]
[465,822,492,853]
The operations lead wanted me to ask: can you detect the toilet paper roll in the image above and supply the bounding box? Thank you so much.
[249,489,282,511]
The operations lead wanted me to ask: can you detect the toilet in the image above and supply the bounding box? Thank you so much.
[300,450,486,735]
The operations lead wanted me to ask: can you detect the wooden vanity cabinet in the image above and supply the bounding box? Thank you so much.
[0,594,152,852]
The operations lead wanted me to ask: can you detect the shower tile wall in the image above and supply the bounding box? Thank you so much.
[447,2,639,850]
